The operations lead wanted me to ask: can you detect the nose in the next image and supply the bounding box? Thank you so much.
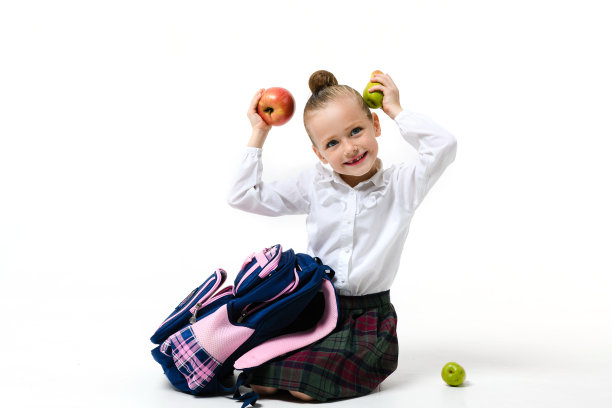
[343,140,358,157]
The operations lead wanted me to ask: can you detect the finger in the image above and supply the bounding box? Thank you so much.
[252,88,265,107]
[382,74,397,89]
[247,89,265,114]
[371,73,394,89]
[370,73,388,83]
[367,84,385,94]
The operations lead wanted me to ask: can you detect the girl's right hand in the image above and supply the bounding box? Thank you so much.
[247,89,272,133]
[246,89,271,148]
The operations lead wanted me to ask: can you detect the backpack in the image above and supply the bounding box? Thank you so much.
[150,244,339,406]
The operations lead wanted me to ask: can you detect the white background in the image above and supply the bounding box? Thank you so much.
[1,1,611,407]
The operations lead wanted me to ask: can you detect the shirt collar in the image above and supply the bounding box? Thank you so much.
[315,158,385,188]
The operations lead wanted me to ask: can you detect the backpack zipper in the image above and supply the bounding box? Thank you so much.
[237,311,248,323]
[189,303,202,324]
[188,285,234,324]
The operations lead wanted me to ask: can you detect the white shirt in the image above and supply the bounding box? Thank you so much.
[227,109,457,296]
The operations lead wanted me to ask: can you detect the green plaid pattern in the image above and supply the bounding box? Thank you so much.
[250,291,398,401]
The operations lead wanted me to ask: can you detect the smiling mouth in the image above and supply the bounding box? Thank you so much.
[345,152,367,166]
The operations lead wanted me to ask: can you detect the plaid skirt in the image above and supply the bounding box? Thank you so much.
[249,290,398,402]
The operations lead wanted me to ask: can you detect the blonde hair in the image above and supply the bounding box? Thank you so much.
[304,70,372,143]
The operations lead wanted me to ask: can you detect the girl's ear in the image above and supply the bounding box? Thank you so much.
[372,112,382,137]
[312,145,328,164]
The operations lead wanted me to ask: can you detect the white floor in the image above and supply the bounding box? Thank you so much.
[3,292,611,408]
[100,351,612,408]
[131,346,612,408]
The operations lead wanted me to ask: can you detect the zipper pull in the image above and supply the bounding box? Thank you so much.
[189,303,202,324]
[237,311,247,323]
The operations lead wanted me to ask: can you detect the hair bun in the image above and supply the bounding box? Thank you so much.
[308,70,338,94]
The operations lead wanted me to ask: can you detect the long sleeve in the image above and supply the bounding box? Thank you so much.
[393,109,457,211]
[227,147,311,216]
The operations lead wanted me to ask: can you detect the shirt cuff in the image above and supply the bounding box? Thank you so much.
[245,146,262,155]
[393,109,413,124]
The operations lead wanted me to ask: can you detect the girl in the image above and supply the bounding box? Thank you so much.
[227,70,457,402]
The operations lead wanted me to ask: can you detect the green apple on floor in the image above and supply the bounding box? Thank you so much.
[441,362,466,386]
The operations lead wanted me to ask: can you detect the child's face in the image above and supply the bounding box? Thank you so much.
[308,96,381,187]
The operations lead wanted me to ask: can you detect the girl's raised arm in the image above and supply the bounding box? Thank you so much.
[226,91,310,217]
[394,110,457,212]
[226,149,311,217]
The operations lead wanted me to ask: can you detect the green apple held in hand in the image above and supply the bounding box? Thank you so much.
[441,362,466,386]
[362,69,384,109]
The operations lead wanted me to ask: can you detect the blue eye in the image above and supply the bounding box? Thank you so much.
[326,140,338,148]
[350,127,362,136]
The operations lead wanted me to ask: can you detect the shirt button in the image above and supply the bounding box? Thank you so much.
[345,248,350,253]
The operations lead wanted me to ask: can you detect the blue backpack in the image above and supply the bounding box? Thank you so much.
[150,244,338,407]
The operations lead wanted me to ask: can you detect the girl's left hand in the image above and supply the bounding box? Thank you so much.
[367,73,403,119]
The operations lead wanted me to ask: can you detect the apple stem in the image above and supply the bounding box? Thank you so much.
[264,107,274,114]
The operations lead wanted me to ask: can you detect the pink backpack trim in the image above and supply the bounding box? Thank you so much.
[234,279,338,370]
[233,246,282,295]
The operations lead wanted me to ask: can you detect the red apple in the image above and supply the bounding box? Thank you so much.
[257,87,295,126]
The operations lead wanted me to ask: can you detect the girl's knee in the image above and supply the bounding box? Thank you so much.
[251,384,278,396]
[289,390,315,401]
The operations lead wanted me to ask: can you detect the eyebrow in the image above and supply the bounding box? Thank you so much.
[343,120,362,132]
